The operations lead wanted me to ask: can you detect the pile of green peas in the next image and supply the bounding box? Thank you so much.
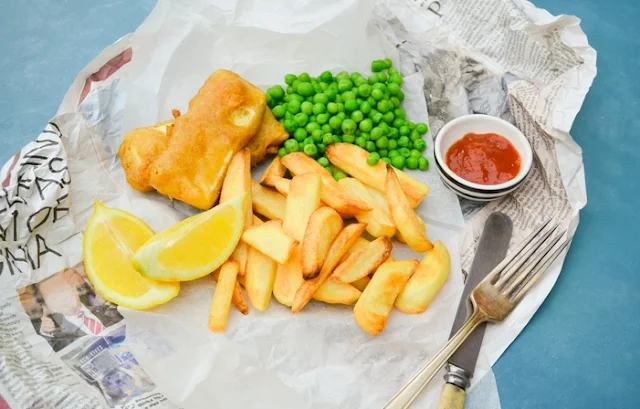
[266,59,429,180]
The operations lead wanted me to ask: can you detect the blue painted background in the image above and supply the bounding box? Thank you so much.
[1,1,638,408]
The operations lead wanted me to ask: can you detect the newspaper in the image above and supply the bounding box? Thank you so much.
[0,0,595,408]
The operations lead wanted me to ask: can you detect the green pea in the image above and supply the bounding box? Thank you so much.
[414,139,427,152]
[325,89,338,102]
[360,101,372,115]
[371,60,385,72]
[293,128,307,142]
[354,76,368,87]
[291,94,305,103]
[266,94,275,108]
[383,111,395,124]
[368,75,378,86]
[329,116,342,130]
[306,122,320,133]
[313,103,326,115]
[410,149,422,158]
[394,108,406,120]
[300,101,313,115]
[325,166,334,176]
[376,100,391,114]
[378,149,388,157]
[336,103,345,113]
[305,96,314,103]
[383,58,392,69]
[371,112,383,124]
[397,90,405,101]
[272,105,286,118]
[398,148,411,158]
[320,82,328,91]
[320,71,333,83]
[406,157,418,170]
[278,147,287,157]
[392,118,405,129]
[377,72,388,83]
[416,122,429,134]
[337,79,353,93]
[399,126,411,136]
[388,128,399,139]
[409,131,421,141]
[388,149,399,158]
[344,100,359,112]
[388,67,399,75]
[327,102,339,114]
[388,139,398,150]
[284,74,297,85]
[379,122,390,136]
[283,119,297,133]
[371,89,384,101]
[418,157,429,170]
[309,115,317,124]
[370,127,383,140]
[322,133,335,145]
[284,139,299,153]
[397,136,410,147]
[322,124,332,134]
[388,82,401,96]
[335,112,345,122]
[359,119,373,132]
[381,157,391,165]
[355,136,367,148]
[268,85,285,100]
[366,96,376,106]
[365,141,376,152]
[375,136,389,149]
[287,99,301,114]
[389,73,403,85]
[294,112,309,127]
[351,110,364,123]
[372,83,387,93]
[360,132,370,141]
[342,134,356,143]
[357,83,372,98]
[301,136,314,147]
[313,93,329,105]
[303,143,318,157]
[311,130,324,143]
[297,82,313,96]
[342,119,357,135]
[336,71,349,81]
[285,111,294,121]
[334,171,347,181]
[407,121,417,130]
[367,152,380,166]
[316,113,329,125]
[342,91,356,101]
[296,72,309,82]
[391,155,405,169]
[390,97,400,108]
[318,143,327,154]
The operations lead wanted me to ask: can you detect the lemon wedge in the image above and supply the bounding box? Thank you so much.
[133,193,246,281]
[83,201,180,310]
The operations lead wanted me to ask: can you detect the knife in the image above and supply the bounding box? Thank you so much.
[436,212,512,409]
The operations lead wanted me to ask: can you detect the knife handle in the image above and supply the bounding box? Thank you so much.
[436,383,466,409]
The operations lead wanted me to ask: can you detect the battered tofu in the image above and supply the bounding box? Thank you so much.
[245,109,289,165]
[148,70,266,209]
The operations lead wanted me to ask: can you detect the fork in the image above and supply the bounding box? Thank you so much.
[384,219,572,409]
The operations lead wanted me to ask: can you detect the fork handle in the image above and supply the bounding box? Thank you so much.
[383,311,487,409]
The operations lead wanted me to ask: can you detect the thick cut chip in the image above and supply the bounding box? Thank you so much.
[208,260,239,332]
[386,166,434,253]
[213,269,248,315]
[301,207,343,280]
[353,260,419,336]
[148,70,266,209]
[241,219,297,264]
[133,194,246,281]
[338,178,396,237]
[350,276,371,292]
[221,149,252,273]
[291,223,367,313]
[326,143,429,207]
[259,156,287,187]
[244,217,277,311]
[313,280,361,305]
[281,153,372,216]
[272,177,291,196]
[332,236,392,283]
[273,245,304,307]
[251,180,286,220]
[283,173,323,241]
[395,241,451,314]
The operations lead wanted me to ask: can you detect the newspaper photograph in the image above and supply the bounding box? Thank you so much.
[0,0,595,408]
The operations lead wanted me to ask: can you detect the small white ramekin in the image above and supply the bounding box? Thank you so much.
[434,114,533,202]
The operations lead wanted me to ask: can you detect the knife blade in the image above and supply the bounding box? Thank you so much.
[436,212,512,409]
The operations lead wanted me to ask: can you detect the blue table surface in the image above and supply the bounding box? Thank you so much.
[1,1,638,408]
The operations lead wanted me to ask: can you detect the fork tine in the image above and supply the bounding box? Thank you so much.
[494,221,558,289]
[502,232,564,297]
[485,218,553,284]
[511,237,572,303]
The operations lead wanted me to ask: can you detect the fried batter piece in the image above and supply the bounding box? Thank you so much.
[245,108,289,165]
[118,121,173,192]
[148,70,266,209]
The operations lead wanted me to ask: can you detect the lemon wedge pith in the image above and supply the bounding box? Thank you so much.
[83,201,180,310]
[133,193,246,282]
